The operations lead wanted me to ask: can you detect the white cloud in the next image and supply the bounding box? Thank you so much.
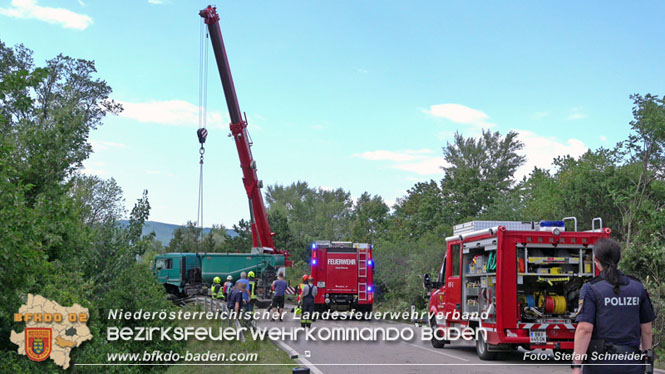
[353,150,418,162]
[355,131,587,179]
[318,186,334,192]
[353,149,445,176]
[90,140,126,152]
[600,135,607,142]
[530,112,549,120]
[392,157,446,175]
[81,161,106,176]
[148,0,164,4]
[118,100,227,128]
[515,129,588,179]
[403,149,434,155]
[567,107,588,120]
[0,0,93,30]
[423,103,495,129]
[383,197,397,210]
[352,149,433,162]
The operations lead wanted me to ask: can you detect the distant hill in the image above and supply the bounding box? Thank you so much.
[119,220,237,245]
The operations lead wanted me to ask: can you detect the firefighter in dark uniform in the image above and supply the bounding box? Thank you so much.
[572,238,655,374]
[301,276,317,329]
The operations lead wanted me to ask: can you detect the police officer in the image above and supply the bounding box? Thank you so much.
[572,238,655,374]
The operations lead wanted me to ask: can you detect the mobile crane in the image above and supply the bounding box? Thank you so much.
[199,5,283,257]
[152,6,290,305]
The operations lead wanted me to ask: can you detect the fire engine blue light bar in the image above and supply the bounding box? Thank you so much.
[312,259,317,266]
[368,260,373,266]
[368,286,373,292]
[311,243,316,250]
[540,220,565,227]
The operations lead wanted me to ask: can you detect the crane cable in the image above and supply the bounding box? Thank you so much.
[196,19,209,239]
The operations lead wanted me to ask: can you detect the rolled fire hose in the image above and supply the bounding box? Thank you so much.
[538,293,567,314]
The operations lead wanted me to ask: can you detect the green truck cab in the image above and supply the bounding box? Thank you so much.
[153,253,201,296]
[153,251,286,303]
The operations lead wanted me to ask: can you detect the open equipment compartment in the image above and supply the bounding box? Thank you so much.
[462,237,498,323]
[516,243,595,327]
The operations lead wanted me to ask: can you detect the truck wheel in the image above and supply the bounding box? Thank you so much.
[429,318,448,349]
[476,333,498,360]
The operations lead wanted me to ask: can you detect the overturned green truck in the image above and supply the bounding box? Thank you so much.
[152,251,286,305]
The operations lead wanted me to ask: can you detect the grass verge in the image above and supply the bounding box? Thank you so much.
[166,304,297,374]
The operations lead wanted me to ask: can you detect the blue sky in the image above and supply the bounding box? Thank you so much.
[2,0,664,227]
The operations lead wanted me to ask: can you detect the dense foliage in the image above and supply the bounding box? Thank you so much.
[0,41,184,373]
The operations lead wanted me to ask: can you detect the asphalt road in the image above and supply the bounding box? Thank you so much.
[258,306,571,374]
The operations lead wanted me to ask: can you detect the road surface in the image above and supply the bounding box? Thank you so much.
[258,306,571,374]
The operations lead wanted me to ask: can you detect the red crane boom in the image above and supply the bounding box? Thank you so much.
[199,6,283,258]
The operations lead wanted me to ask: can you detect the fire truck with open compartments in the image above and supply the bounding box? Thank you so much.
[423,217,610,360]
[310,241,374,312]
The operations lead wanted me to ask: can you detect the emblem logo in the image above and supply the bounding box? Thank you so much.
[25,328,52,362]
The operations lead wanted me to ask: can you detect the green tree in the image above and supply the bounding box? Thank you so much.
[167,221,203,252]
[519,150,622,231]
[612,94,665,247]
[265,182,353,262]
[441,130,525,221]
[1,41,121,201]
[70,175,125,225]
[1,41,185,372]
[389,180,448,240]
[219,219,254,253]
[350,192,389,243]
[269,209,302,254]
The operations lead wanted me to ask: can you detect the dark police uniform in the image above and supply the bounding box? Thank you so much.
[576,270,656,374]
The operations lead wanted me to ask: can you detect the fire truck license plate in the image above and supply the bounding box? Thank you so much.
[529,330,546,344]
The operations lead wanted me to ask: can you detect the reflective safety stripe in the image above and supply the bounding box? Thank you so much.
[249,281,257,299]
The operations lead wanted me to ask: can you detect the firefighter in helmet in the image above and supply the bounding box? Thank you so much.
[301,275,317,328]
[295,274,308,316]
[223,275,234,299]
[297,274,309,304]
[247,271,258,312]
[211,277,224,300]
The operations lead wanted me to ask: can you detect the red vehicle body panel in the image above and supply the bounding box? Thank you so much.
[428,225,611,350]
[310,242,374,309]
[324,252,359,293]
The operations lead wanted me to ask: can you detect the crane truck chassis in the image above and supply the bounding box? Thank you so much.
[424,218,609,360]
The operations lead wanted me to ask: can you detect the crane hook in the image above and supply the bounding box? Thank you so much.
[197,128,208,144]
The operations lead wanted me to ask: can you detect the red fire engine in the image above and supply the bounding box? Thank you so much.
[310,241,374,312]
[424,218,609,360]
